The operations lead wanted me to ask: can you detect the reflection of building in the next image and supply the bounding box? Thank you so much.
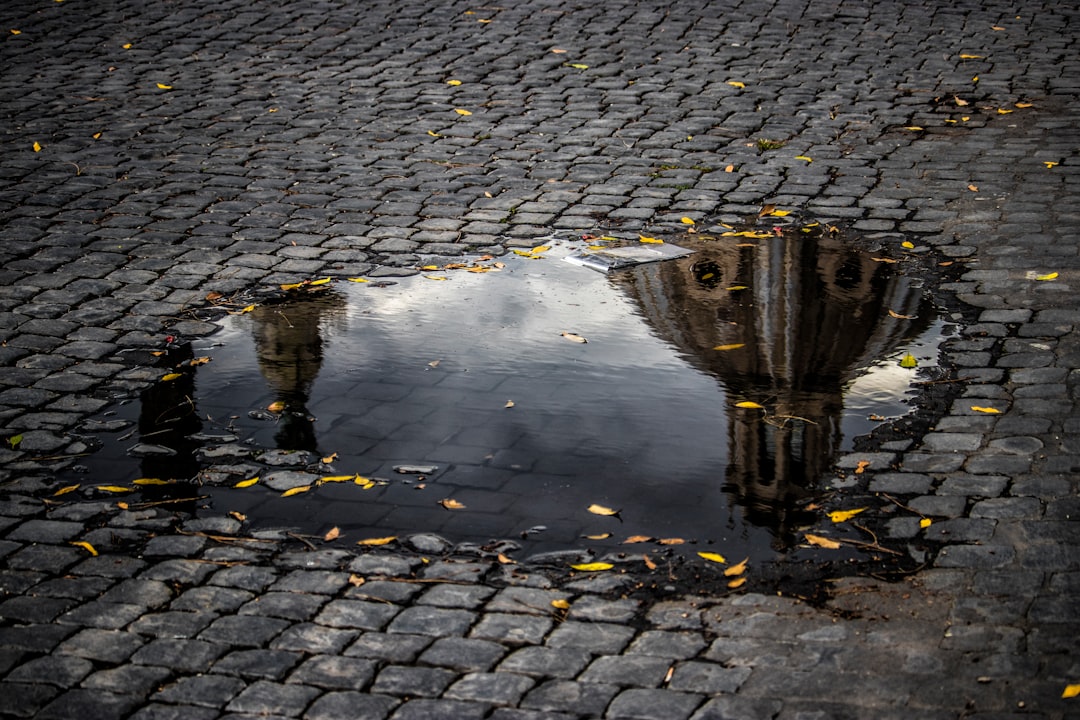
[614,227,932,547]
[250,292,346,451]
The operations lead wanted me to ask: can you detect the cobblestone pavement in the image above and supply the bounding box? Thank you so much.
[2,0,1079,718]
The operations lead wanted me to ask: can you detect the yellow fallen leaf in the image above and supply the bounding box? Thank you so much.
[904,126,924,131]
[427,130,442,137]
[570,562,613,571]
[11,29,22,35]
[638,235,664,244]
[794,155,812,163]
[920,518,933,529]
[530,245,551,253]
[189,357,211,366]
[829,507,867,523]
[735,401,764,409]
[958,54,983,59]
[622,535,652,544]
[568,63,589,70]
[1036,272,1058,281]
[92,132,103,139]
[713,343,746,351]
[767,209,791,217]
[643,555,657,571]
[727,577,747,589]
[724,558,748,576]
[1044,162,1059,169]
[133,478,169,486]
[267,401,285,413]
[235,476,259,488]
[70,541,98,556]
[318,475,354,484]
[726,81,745,88]
[439,498,466,510]
[1062,684,1080,699]
[95,486,131,493]
[122,43,132,49]
[681,217,695,225]
[1015,102,1033,108]
[698,552,727,564]
[33,141,42,152]
[901,241,915,249]
[309,277,331,286]
[657,538,685,545]
[726,285,749,291]
[117,502,129,510]
[229,511,247,522]
[421,264,440,271]
[954,96,970,106]
[968,184,979,192]
[357,536,397,546]
[323,527,341,542]
[561,332,588,343]
[497,553,516,564]
[970,406,1001,414]
[425,275,448,281]
[348,574,365,586]
[587,503,620,516]
[53,484,80,496]
[281,485,311,497]
[156,83,172,90]
[888,310,915,319]
[724,164,735,172]
[504,400,515,408]
[321,452,338,464]
[551,48,567,54]
[280,282,305,291]
[997,108,1013,115]
[446,79,462,86]
[551,599,570,610]
[454,108,472,116]
[358,479,377,490]
[900,353,918,368]
[972,76,979,83]
[161,373,183,382]
[805,534,841,549]
[854,460,871,475]
[582,533,611,540]
[347,277,370,283]
[872,257,898,263]
[991,25,1004,30]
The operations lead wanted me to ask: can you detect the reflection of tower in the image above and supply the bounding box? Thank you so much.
[614,227,932,547]
[136,343,203,504]
[250,292,346,452]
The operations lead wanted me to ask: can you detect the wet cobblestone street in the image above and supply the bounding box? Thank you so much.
[1,0,1079,717]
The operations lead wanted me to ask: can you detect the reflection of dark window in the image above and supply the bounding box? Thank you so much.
[691,260,723,289]
[834,256,863,290]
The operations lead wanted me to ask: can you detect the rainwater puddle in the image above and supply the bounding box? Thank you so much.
[75,227,945,564]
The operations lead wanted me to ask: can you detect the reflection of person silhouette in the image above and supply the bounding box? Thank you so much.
[250,292,345,452]
[616,226,932,548]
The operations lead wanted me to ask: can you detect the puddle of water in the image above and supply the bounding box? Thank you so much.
[74,227,943,563]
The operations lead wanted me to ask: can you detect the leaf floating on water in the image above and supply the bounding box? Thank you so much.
[587,503,620,516]
[504,400,515,409]
[53,484,80,496]
[281,485,311,497]
[234,476,259,488]
[657,538,685,545]
[698,552,727,564]
[95,486,131,493]
[970,406,1001,414]
[724,558,748,576]
[321,452,338,464]
[347,277,370,283]
[622,535,652,544]
[439,498,466,510]
[805,533,841,549]
[161,373,183,382]
[727,577,747,589]
[638,235,664,244]
[1036,272,1058,281]
[582,532,612,540]
[735,401,764,409]
[561,332,588,343]
[229,511,247,522]
[319,475,354,483]
[70,541,98,556]
[888,310,916,319]
[323,527,341,542]
[428,359,441,368]
[357,536,397,546]
[643,554,657,570]
[133,478,169,486]
[497,553,516,564]
[725,285,749,291]
[829,508,866,523]
[550,599,571,610]
[267,401,285,413]
[1061,683,1080,699]
[570,562,613,571]
[713,343,746,351]
[900,353,918,368]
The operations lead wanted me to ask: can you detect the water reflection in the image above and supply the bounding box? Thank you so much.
[250,292,347,452]
[613,226,933,547]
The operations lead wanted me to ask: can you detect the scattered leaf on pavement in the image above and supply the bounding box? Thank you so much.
[587,504,620,516]
[920,518,933,528]
[698,551,727,564]
[281,485,311,497]
[622,535,652,544]
[570,562,613,571]
[854,460,871,474]
[551,599,571,610]
[638,235,663,244]
[95,486,131,493]
[900,353,918,368]
[439,498,466,510]
[161,373,182,382]
[357,536,397,546]
[582,533,612,540]
[1036,272,1058,281]
[657,538,685,545]
[713,343,746,351]
[1061,684,1080,699]
[970,406,1001,414]
[829,508,867,523]
[70,541,98,556]
[888,310,916,319]
[234,476,259,488]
